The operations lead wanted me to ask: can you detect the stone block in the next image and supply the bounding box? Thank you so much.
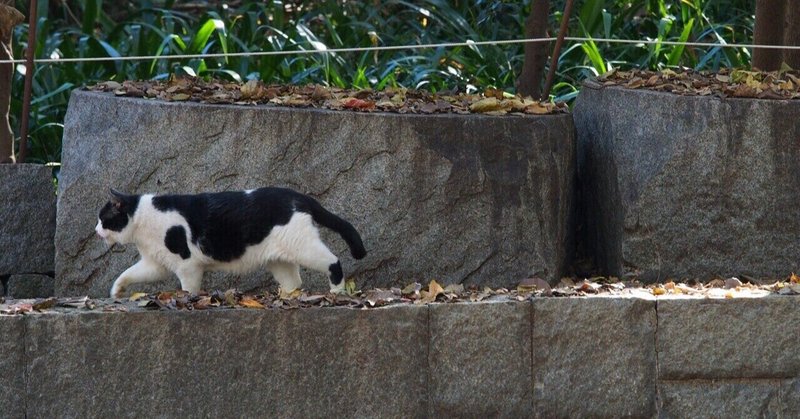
[781,379,800,417]
[429,301,532,416]
[24,304,428,418]
[56,90,576,297]
[658,380,782,418]
[658,297,800,380]
[6,274,54,298]
[0,163,55,275]
[575,82,800,280]
[0,316,25,419]
[532,297,657,417]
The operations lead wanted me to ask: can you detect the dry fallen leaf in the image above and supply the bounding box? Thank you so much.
[239,296,265,309]
[129,292,147,302]
[419,279,445,303]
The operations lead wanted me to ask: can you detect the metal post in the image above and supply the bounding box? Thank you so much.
[541,0,574,101]
[17,0,36,163]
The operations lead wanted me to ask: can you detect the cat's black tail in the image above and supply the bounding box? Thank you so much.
[304,198,367,260]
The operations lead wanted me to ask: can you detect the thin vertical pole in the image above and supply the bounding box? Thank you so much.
[541,0,574,101]
[17,0,36,163]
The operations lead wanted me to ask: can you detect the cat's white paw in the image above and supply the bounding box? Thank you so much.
[110,281,126,299]
[329,281,346,294]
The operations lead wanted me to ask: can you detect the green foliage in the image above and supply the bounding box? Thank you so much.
[10,0,755,163]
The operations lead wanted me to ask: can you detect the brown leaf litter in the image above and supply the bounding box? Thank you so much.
[2,274,799,315]
[595,67,800,100]
[87,76,569,116]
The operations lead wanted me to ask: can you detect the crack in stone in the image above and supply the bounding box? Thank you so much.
[64,231,98,259]
[461,251,496,284]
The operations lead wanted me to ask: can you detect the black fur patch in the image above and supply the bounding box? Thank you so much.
[98,193,141,232]
[152,188,300,262]
[329,261,343,285]
[165,225,191,259]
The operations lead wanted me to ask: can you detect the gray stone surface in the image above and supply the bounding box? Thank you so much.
[532,297,657,417]
[658,297,800,380]
[24,304,428,418]
[429,301,532,416]
[658,380,782,418]
[575,82,800,281]
[6,274,54,298]
[0,163,55,275]
[0,316,24,419]
[781,378,800,417]
[56,90,575,297]
[6,296,800,416]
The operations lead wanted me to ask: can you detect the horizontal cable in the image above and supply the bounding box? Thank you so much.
[2,36,800,65]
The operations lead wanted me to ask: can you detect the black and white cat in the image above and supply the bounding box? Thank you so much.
[95,187,366,298]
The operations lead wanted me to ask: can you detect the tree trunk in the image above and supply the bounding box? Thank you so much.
[0,2,23,163]
[517,0,549,98]
[782,1,800,69]
[752,0,786,71]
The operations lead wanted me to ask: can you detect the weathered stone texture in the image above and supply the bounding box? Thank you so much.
[6,274,54,298]
[575,83,800,280]
[0,163,55,275]
[0,316,25,419]
[781,379,800,417]
[429,301,532,417]
[659,380,782,419]
[57,90,575,297]
[532,297,657,417]
[24,305,428,418]
[658,297,800,380]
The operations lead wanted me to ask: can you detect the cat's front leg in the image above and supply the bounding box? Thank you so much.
[110,258,169,298]
[175,265,204,294]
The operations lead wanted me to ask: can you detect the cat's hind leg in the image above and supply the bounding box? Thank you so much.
[267,260,303,293]
[293,238,344,293]
[110,258,169,298]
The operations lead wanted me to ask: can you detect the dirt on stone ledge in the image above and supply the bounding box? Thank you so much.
[88,76,569,116]
[3,275,799,315]
[594,67,800,100]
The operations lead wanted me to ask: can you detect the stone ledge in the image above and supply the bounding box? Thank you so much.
[6,274,54,299]
[57,90,575,297]
[0,163,55,276]
[2,296,798,418]
[575,84,800,280]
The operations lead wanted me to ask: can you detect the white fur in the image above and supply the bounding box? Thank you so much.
[100,195,340,298]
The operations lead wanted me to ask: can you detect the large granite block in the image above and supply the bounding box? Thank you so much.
[575,83,800,280]
[658,380,782,418]
[57,90,575,297]
[658,297,800,380]
[24,304,428,418]
[429,301,532,416]
[532,297,657,417]
[6,274,54,298]
[0,163,55,275]
[0,316,25,419]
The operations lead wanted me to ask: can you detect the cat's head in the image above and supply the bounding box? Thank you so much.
[95,189,140,245]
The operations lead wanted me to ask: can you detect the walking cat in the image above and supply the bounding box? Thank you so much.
[95,188,366,298]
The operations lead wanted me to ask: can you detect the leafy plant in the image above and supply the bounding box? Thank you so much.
[9,0,756,163]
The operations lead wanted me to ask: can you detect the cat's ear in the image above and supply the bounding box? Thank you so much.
[109,188,126,209]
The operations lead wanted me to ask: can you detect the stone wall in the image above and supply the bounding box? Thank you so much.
[575,82,800,281]
[56,90,575,297]
[2,296,798,417]
[0,164,56,298]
